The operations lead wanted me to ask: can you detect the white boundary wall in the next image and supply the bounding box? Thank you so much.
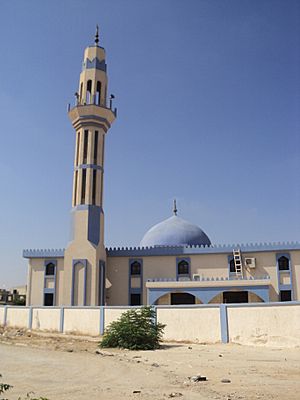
[0,302,299,347]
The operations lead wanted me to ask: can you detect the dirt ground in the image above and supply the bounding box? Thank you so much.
[1,328,300,400]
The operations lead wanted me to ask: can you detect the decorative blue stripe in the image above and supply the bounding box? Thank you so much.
[23,242,300,259]
[107,242,300,257]
[3,306,8,326]
[147,284,270,305]
[100,306,104,335]
[43,260,57,306]
[128,259,143,305]
[276,253,293,300]
[75,164,103,171]
[28,307,33,329]
[82,57,107,72]
[220,304,229,343]
[60,307,65,332]
[72,204,103,213]
[99,261,106,306]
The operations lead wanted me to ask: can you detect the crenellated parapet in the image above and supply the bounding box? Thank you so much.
[23,248,65,258]
[106,241,300,257]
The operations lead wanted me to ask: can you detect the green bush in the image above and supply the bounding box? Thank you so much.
[100,307,165,350]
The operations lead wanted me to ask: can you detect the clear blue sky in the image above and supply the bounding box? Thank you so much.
[0,0,299,288]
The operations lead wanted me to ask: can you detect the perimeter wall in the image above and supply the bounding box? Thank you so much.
[0,302,299,347]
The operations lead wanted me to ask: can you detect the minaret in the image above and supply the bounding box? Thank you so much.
[63,28,116,306]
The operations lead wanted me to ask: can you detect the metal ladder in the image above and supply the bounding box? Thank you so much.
[233,249,243,277]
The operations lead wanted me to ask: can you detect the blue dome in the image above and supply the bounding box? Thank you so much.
[140,215,211,247]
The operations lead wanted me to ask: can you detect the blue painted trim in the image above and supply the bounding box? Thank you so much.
[43,260,57,306]
[23,249,64,258]
[75,164,103,171]
[3,306,8,326]
[276,253,293,301]
[220,304,229,343]
[72,204,103,213]
[28,306,33,329]
[107,241,300,257]
[128,259,143,305]
[176,257,191,281]
[147,284,270,305]
[82,57,107,72]
[100,306,104,335]
[71,259,87,306]
[99,260,106,306]
[60,307,64,332]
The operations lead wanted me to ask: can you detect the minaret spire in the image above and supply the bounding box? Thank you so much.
[95,25,99,45]
[173,199,178,216]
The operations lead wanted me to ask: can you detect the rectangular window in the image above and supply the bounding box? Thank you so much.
[280,290,292,301]
[223,291,248,303]
[83,130,89,164]
[73,170,78,206]
[92,170,97,205]
[75,131,80,166]
[81,169,86,204]
[44,293,54,306]
[93,131,98,164]
[130,293,141,306]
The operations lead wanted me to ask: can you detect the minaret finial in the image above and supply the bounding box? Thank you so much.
[173,199,178,216]
[95,25,99,45]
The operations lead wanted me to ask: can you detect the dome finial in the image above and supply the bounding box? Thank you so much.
[173,199,178,216]
[95,25,99,45]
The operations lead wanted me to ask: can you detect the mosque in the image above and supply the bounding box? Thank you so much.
[23,30,300,307]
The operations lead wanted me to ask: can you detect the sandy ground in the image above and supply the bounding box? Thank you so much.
[0,328,300,400]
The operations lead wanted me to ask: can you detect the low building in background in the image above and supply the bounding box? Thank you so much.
[0,286,26,305]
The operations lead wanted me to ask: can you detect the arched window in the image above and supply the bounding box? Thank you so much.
[86,80,92,104]
[45,262,55,276]
[178,260,189,275]
[278,256,289,271]
[96,81,101,105]
[130,261,141,275]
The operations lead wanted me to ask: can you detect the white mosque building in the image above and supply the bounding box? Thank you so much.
[23,29,300,307]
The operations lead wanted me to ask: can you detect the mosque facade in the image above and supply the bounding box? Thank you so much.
[23,31,300,307]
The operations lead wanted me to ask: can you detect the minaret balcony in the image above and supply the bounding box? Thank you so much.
[68,103,116,131]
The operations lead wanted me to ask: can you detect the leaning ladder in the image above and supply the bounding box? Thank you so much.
[233,249,243,278]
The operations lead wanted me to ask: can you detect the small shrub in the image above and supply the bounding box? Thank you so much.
[100,306,165,350]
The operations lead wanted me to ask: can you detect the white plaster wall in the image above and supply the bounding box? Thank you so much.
[63,308,100,336]
[104,308,131,329]
[6,307,29,328]
[227,305,300,347]
[157,307,220,343]
[32,308,61,331]
[0,307,5,325]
